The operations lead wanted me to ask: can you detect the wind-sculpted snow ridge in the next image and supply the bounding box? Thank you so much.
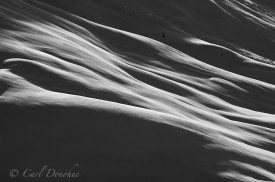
[0,0,275,181]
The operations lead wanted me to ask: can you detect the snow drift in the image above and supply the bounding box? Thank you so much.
[0,0,275,181]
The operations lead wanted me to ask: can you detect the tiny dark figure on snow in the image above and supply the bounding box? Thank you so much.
[162,32,165,38]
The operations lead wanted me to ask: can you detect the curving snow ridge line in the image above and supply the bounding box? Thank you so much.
[0,0,275,181]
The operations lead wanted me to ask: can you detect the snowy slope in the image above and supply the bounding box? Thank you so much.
[0,0,275,181]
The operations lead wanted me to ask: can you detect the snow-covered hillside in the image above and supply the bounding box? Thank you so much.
[0,0,274,181]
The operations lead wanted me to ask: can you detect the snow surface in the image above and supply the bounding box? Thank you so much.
[0,0,275,181]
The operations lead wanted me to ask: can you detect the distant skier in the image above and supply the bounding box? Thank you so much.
[162,32,165,38]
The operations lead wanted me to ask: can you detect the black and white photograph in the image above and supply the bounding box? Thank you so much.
[0,0,275,181]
